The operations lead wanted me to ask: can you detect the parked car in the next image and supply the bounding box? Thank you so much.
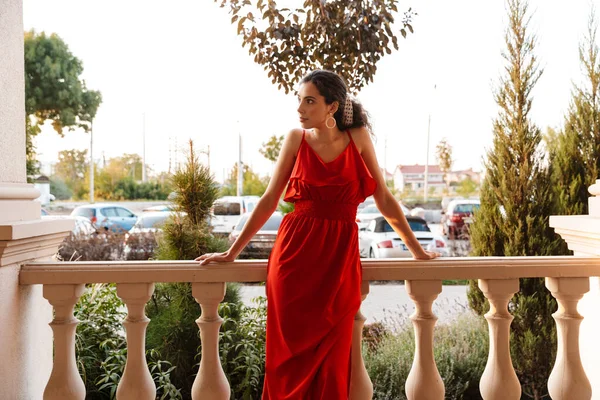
[442,199,481,238]
[128,211,178,234]
[42,215,98,237]
[211,195,260,236]
[359,216,448,258]
[356,204,382,230]
[356,203,410,230]
[357,196,376,212]
[228,211,283,258]
[142,204,173,212]
[124,211,182,260]
[70,204,138,232]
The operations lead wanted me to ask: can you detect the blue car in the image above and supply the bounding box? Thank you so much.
[71,204,138,232]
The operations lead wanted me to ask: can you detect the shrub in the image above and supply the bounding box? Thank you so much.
[59,230,126,262]
[124,231,159,261]
[147,140,247,398]
[218,296,268,399]
[362,321,390,352]
[50,177,72,200]
[364,312,488,400]
[75,284,180,399]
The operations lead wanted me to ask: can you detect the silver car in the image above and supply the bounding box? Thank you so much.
[71,204,138,232]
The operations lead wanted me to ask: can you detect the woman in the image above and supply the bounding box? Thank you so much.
[196,70,439,399]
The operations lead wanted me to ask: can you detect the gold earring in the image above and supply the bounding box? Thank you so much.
[326,113,336,129]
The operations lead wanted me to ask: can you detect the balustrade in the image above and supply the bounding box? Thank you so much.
[18,256,600,400]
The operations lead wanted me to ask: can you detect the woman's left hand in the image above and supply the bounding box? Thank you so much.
[413,250,441,260]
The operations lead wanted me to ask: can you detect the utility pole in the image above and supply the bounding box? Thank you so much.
[174,137,178,171]
[237,132,243,196]
[142,113,147,182]
[199,145,210,169]
[168,136,172,174]
[424,114,431,202]
[424,84,436,203]
[89,120,94,203]
[384,135,388,184]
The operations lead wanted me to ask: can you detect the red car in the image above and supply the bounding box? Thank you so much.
[442,199,480,238]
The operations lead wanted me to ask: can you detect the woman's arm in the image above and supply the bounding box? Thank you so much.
[351,128,438,260]
[196,129,303,264]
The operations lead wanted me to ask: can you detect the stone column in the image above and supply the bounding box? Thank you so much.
[550,180,600,399]
[0,1,74,398]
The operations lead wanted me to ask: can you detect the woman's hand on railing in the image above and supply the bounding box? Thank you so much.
[195,251,236,265]
[413,250,441,260]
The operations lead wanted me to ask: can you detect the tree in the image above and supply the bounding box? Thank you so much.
[94,154,143,198]
[53,149,88,199]
[221,163,269,196]
[54,149,88,185]
[215,0,416,93]
[435,138,453,192]
[24,30,102,176]
[467,1,563,398]
[455,176,478,198]
[150,140,239,398]
[550,8,600,217]
[259,134,284,163]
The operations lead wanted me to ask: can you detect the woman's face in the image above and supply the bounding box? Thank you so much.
[297,81,337,130]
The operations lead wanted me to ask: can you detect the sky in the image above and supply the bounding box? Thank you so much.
[23,0,594,183]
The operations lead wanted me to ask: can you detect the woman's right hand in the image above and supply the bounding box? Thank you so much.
[195,251,236,265]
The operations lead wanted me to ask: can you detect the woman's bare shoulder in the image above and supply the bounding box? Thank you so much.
[281,128,305,157]
[348,126,372,153]
[287,128,304,140]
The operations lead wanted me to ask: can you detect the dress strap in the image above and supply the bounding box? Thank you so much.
[346,130,353,142]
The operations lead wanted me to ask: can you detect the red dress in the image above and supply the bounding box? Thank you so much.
[262,130,377,399]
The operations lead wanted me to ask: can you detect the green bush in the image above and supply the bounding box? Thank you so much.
[74,284,180,399]
[145,282,242,398]
[218,296,267,399]
[146,140,252,398]
[50,177,72,200]
[364,312,488,400]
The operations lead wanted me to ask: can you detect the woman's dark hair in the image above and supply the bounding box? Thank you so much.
[300,70,373,133]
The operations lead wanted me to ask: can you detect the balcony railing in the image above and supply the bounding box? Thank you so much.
[20,256,600,400]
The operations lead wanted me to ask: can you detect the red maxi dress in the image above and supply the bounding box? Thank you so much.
[262,130,377,399]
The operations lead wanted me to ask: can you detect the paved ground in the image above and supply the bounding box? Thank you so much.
[239,283,471,331]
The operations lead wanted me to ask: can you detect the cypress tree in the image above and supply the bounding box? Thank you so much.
[467,1,563,398]
[550,8,600,217]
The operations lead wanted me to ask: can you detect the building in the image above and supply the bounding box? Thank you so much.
[447,168,481,185]
[393,164,446,194]
[380,168,394,183]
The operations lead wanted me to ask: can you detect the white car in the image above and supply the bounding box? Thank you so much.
[211,195,260,236]
[41,215,97,236]
[356,203,410,230]
[359,216,448,258]
[124,211,184,258]
[355,204,383,230]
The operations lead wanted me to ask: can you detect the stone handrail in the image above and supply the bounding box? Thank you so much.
[19,256,600,284]
[20,256,600,400]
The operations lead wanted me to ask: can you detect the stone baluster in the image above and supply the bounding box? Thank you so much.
[405,280,444,400]
[478,279,521,400]
[116,283,156,399]
[545,277,591,400]
[43,284,86,400]
[350,280,373,400]
[191,282,230,400]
